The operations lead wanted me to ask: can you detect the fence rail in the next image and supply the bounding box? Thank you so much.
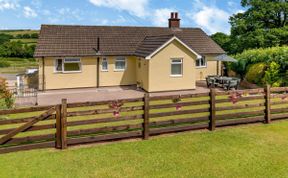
[1,85,288,154]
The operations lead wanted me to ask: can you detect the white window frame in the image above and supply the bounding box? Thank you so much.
[54,58,63,73]
[114,57,127,71]
[196,56,207,68]
[54,58,82,73]
[101,57,108,72]
[170,58,183,77]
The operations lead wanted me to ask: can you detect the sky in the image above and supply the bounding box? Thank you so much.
[0,0,245,35]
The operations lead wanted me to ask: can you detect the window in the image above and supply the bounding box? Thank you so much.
[55,59,63,72]
[171,59,183,76]
[54,58,81,73]
[196,56,206,67]
[115,57,126,71]
[102,58,108,71]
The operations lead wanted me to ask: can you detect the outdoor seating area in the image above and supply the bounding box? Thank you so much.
[206,75,240,90]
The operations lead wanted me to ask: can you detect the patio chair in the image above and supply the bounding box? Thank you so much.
[206,77,216,88]
[225,78,240,90]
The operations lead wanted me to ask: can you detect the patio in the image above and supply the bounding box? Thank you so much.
[15,82,225,106]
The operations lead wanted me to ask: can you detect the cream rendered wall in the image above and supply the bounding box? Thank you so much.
[44,57,97,90]
[148,40,197,92]
[99,56,137,86]
[195,55,221,80]
[136,57,149,91]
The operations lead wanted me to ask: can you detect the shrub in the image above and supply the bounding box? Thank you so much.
[0,60,10,68]
[230,46,288,86]
[264,62,282,87]
[245,63,267,85]
[0,77,14,108]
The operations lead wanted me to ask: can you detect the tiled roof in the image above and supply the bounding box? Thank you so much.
[34,25,225,58]
[135,34,175,58]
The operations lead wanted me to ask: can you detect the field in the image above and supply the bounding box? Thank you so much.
[10,38,37,45]
[0,30,39,36]
[0,120,287,178]
[0,57,38,74]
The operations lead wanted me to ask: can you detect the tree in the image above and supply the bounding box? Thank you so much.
[210,32,231,53]
[30,33,39,39]
[0,34,13,45]
[229,0,288,54]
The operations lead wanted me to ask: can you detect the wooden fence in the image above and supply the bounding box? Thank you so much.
[1,85,288,154]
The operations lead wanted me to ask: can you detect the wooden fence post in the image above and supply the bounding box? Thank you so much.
[209,88,216,131]
[61,99,68,149]
[264,85,271,124]
[55,104,61,149]
[143,93,150,140]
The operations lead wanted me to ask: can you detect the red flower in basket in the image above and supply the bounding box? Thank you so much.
[172,95,182,111]
[229,92,242,104]
[113,111,120,117]
[109,101,123,118]
[176,105,182,111]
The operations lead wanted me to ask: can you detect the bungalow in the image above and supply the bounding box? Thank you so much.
[34,12,225,92]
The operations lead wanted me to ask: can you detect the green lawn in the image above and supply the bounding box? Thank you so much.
[0,120,288,178]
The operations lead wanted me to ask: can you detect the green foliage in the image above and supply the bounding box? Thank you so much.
[211,0,288,54]
[30,33,39,39]
[0,41,35,58]
[0,33,13,45]
[264,62,282,87]
[0,60,10,68]
[245,63,267,85]
[0,77,14,108]
[230,46,288,86]
[210,32,231,53]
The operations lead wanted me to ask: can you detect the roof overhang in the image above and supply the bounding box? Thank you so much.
[145,36,202,60]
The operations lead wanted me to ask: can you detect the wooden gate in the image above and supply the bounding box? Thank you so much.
[0,106,57,154]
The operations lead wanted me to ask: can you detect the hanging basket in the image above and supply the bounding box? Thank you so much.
[229,92,242,104]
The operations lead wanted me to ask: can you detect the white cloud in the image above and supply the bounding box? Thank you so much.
[152,8,174,27]
[0,0,19,11]
[89,0,149,18]
[58,8,83,21]
[186,0,235,34]
[23,6,37,18]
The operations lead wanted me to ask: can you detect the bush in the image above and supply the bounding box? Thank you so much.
[0,77,14,109]
[0,60,10,68]
[245,63,267,85]
[229,46,288,86]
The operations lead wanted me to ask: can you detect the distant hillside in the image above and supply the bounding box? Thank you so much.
[0,29,39,36]
[0,29,39,46]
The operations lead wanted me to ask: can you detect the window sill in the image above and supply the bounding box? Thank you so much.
[196,66,207,69]
[101,70,109,72]
[170,75,183,78]
[54,71,82,74]
[114,69,125,72]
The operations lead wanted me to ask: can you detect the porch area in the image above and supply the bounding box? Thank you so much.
[16,82,225,106]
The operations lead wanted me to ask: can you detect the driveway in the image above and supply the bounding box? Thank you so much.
[35,84,219,106]
[36,86,145,106]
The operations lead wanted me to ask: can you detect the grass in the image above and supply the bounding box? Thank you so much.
[0,29,39,36]
[0,57,38,74]
[0,120,288,178]
[10,38,37,45]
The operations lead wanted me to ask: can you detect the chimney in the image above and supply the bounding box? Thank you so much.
[169,12,181,28]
